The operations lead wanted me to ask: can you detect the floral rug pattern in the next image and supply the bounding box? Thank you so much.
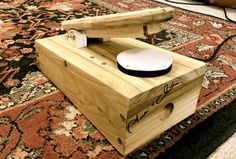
[0,0,236,158]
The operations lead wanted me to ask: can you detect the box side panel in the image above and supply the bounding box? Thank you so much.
[35,40,129,154]
[128,64,206,118]
[124,76,203,155]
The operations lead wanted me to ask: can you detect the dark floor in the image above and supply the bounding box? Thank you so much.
[157,99,236,159]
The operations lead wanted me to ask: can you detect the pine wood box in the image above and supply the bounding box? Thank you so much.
[35,35,206,156]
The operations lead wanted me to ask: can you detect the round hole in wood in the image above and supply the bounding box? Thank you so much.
[97,106,102,111]
[64,60,68,67]
[101,62,106,65]
[117,137,122,145]
[160,103,174,120]
[90,56,94,58]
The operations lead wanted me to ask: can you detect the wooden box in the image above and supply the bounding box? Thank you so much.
[35,35,206,155]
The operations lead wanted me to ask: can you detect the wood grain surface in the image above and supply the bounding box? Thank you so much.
[62,7,174,30]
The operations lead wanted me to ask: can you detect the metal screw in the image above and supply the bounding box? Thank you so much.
[68,31,76,41]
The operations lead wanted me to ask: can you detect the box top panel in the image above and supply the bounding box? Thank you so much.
[36,35,206,99]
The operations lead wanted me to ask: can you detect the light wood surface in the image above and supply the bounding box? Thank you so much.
[62,7,174,30]
[125,76,203,155]
[35,35,206,155]
[84,23,161,38]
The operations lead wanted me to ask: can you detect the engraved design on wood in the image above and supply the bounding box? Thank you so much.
[127,81,179,133]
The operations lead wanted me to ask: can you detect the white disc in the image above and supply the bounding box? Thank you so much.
[117,48,173,72]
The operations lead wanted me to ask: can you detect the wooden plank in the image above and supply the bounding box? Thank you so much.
[84,23,161,38]
[62,7,174,30]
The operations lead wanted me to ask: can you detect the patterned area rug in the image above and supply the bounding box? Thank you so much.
[0,0,236,158]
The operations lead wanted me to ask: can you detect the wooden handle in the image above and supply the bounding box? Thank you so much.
[62,7,174,30]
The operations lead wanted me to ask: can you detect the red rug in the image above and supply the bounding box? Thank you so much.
[0,0,236,158]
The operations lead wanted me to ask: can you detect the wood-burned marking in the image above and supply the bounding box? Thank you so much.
[127,81,179,133]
